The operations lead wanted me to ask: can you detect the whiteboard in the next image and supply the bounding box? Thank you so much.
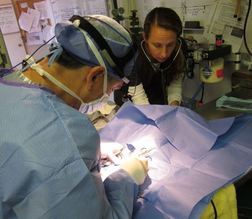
[0,4,20,34]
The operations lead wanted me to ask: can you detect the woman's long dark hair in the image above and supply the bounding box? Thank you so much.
[144,7,182,39]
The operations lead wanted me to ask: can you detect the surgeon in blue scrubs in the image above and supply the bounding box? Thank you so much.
[0,15,147,219]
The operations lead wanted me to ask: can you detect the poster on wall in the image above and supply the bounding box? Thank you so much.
[135,0,218,27]
[15,0,54,45]
[50,0,108,23]
[206,0,249,52]
[83,0,108,15]
[0,4,20,34]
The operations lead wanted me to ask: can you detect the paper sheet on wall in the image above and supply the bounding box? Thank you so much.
[18,12,34,32]
[42,24,54,42]
[50,0,107,23]
[34,1,50,19]
[135,0,217,28]
[50,0,85,23]
[26,32,43,45]
[135,0,182,25]
[184,4,217,30]
[83,0,108,15]
[0,4,20,34]
[206,0,248,53]
[134,1,217,14]
[185,0,217,7]
[27,8,41,33]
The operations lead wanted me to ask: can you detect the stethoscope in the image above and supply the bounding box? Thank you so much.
[140,37,182,73]
[122,38,183,104]
[139,37,182,104]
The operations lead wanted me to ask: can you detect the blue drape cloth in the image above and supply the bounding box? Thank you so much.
[99,102,252,219]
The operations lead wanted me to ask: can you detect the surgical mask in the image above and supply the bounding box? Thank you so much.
[79,93,110,114]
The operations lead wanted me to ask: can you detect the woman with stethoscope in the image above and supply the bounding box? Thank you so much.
[127,7,186,106]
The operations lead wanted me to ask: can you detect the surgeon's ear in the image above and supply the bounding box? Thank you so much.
[86,66,104,91]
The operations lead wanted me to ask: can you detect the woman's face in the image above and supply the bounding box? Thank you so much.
[144,24,177,63]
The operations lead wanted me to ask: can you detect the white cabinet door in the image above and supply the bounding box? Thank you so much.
[0,2,27,69]
[3,32,26,69]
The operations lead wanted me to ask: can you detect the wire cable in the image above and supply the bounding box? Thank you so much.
[9,35,55,71]
[211,200,218,219]
[200,82,205,103]
[243,0,252,56]
[192,83,203,100]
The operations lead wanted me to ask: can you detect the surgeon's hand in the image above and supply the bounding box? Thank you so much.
[100,142,124,165]
[120,157,148,185]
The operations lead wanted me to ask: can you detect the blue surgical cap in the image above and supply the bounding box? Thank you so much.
[55,15,136,80]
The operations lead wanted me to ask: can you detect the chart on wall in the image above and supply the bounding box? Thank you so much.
[0,4,20,34]
[135,0,218,29]
[49,0,108,23]
[206,0,249,52]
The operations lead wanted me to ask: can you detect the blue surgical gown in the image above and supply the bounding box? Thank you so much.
[0,79,138,219]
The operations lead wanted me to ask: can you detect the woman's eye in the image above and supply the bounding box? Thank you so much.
[153,44,162,48]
